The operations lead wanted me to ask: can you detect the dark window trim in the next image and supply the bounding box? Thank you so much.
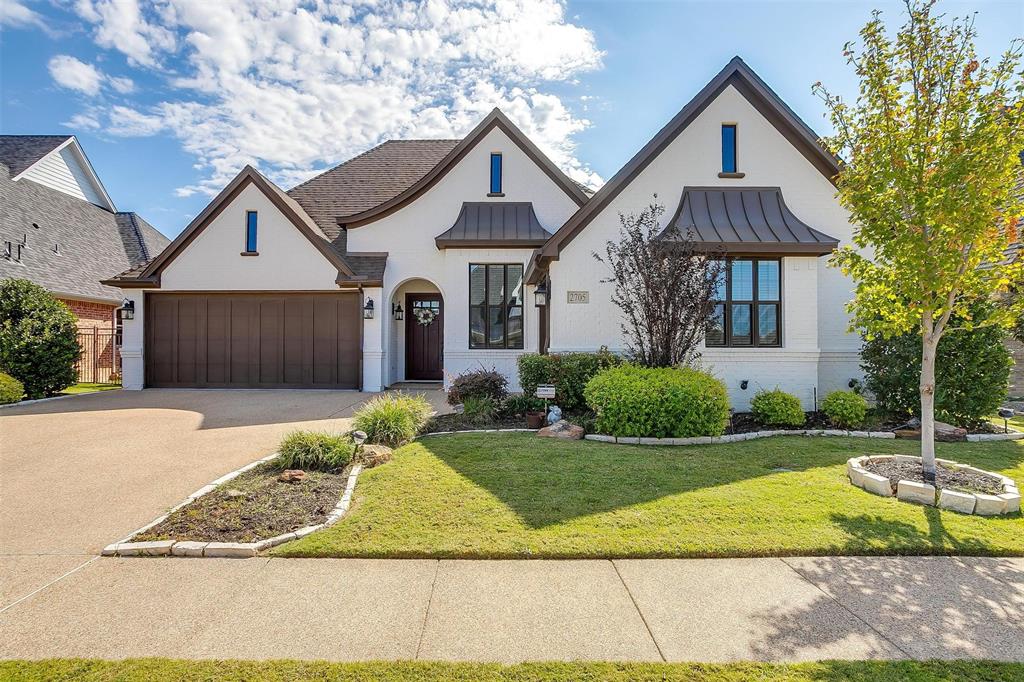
[469,262,524,350]
[244,210,258,254]
[706,256,782,348]
[489,153,502,194]
[721,124,738,174]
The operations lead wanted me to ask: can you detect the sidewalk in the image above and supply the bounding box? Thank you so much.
[1,556,1021,662]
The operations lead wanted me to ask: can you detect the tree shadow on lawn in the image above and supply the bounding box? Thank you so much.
[419,434,1023,530]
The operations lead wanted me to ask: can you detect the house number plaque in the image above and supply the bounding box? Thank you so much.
[566,291,589,304]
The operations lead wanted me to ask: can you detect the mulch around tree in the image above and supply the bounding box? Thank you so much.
[864,459,1005,495]
[135,463,349,543]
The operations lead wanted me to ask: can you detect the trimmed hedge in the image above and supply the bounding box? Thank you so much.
[0,372,24,404]
[822,390,868,429]
[447,368,508,406]
[584,364,730,438]
[0,279,79,399]
[352,392,433,447]
[750,389,806,427]
[277,430,353,470]
[518,349,621,409]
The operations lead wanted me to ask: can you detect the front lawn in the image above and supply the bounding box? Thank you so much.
[3,659,1021,682]
[60,382,121,395]
[276,434,1023,559]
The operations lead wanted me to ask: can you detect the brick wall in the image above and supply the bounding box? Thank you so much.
[59,298,116,330]
[1009,338,1024,399]
[59,298,119,383]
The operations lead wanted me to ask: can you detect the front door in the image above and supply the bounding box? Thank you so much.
[405,293,443,380]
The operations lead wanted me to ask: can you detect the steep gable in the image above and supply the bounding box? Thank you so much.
[0,135,115,211]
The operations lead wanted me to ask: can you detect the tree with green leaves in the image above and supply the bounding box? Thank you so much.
[813,0,1024,481]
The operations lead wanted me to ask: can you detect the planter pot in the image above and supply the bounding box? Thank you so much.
[526,411,546,429]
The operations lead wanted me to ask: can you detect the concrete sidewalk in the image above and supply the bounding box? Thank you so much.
[1,556,1021,662]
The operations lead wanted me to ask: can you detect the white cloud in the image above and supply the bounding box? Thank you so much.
[108,75,135,93]
[48,55,103,95]
[64,112,101,130]
[0,0,49,33]
[71,0,605,195]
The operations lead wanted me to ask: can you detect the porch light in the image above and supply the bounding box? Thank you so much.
[120,298,135,320]
[393,302,404,321]
[363,298,375,319]
[534,282,548,307]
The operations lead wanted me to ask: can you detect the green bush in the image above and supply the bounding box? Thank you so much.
[822,390,868,429]
[518,348,622,409]
[497,394,546,417]
[0,372,24,404]
[0,279,79,399]
[277,430,353,470]
[462,396,496,423]
[750,389,806,427]
[447,368,508,406]
[352,392,433,447]
[584,364,730,438]
[860,313,1012,428]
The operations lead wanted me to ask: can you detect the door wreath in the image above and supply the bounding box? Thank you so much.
[414,307,438,326]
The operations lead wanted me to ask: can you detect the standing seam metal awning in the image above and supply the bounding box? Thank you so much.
[435,202,552,249]
[663,187,840,255]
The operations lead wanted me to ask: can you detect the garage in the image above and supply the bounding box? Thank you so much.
[145,292,361,389]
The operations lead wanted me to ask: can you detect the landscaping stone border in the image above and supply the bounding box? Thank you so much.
[102,455,363,558]
[847,454,1020,516]
[583,429,897,446]
[966,431,1024,442]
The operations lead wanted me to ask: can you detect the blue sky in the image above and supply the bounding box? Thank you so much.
[1,0,1021,238]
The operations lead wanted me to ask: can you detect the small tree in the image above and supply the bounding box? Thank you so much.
[594,200,724,368]
[0,279,80,398]
[813,0,1024,480]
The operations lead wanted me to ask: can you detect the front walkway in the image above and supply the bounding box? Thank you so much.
[1,555,1021,662]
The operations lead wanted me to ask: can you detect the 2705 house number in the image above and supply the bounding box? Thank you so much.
[567,291,589,304]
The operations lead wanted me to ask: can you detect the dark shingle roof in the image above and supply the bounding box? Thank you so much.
[0,162,169,302]
[0,135,72,177]
[287,140,460,238]
[435,202,552,249]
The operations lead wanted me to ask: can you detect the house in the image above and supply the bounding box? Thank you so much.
[105,57,865,409]
[0,135,169,330]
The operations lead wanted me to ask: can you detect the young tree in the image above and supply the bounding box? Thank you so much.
[594,200,725,368]
[813,0,1024,481]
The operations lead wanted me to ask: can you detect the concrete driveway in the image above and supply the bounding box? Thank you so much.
[0,388,443,606]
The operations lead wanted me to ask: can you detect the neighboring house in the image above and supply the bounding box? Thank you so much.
[0,135,169,330]
[105,58,870,408]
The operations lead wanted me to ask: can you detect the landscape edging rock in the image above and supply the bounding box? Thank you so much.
[582,429,898,445]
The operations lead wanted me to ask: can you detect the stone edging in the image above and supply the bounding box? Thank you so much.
[0,389,122,410]
[966,431,1024,442]
[847,454,1020,516]
[583,429,897,446]
[102,455,363,558]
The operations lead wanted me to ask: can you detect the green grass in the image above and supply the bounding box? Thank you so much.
[274,434,1023,559]
[60,382,121,395]
[2,659,1021,681]
[989,413,1024,431]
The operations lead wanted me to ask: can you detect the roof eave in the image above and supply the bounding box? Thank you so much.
[435,238,550,250]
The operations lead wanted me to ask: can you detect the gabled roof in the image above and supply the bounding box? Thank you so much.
[529,57,841,281]
[0,134,116,211]
[326,108,590,229]
[107,166,379,288]
[663,187,839,255]
[435,202,552,249]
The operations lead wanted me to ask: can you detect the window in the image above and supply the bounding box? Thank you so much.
[489,153,503,194]
[706,257,781,347]
[721,124,737,173]
[244,211,258,253]
[469,263,523,349]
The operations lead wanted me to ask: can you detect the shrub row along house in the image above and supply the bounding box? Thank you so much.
[106,58,871,409]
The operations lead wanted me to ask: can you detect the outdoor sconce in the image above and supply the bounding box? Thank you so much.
[363,298,375,319]
[740,379,749,390]
[120,298,135,320]
[393,302,404,321]
[534,282,548,307]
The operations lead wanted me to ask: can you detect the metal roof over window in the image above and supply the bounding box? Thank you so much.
[435,202,552,249]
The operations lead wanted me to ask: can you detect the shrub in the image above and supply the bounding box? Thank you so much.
[447,368,508,406]
[584,364,730,438]
[277,430,353,470]
[462,396,496,423]
[822,390,868,429]
[352,392,433,447]
[518,348,622,409]
[750,389,806,427]
[0,279,79,399]
[860,315,1011,428]
[497,394,546,418]
[0,372,24,404]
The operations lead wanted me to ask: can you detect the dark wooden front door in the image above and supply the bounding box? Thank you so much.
[405,293,443,380]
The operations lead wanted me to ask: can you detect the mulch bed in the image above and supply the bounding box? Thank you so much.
[863,459,1004,495]
[725,410,902,435]
[135,463,348,543]
[423,412,528,434]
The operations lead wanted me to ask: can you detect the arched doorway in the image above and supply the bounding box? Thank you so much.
[389,278,444,383]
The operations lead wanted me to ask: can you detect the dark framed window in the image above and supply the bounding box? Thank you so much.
[245,211,258,253]
[706,257,781,347]
[469,263,523,349]
[489,153,502,194]
[721,124,737,173]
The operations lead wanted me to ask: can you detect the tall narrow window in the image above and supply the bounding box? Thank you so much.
[489,153,503,194]
[469,263,523,349]
[706,257,781,347]
[721,124,737,173]
[245,211,258,253]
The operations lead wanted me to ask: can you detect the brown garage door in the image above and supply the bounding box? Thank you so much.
[145,293,361,389]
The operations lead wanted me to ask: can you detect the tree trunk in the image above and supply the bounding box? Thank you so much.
[920,329,938,483]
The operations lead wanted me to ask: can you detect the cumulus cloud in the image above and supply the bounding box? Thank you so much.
[48,55,104,95]
[0,0,50,33]
[67,0,604,195]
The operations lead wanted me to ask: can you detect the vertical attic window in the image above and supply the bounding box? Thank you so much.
[244,211,258,254]
[489,153,503,195]
[721,124,738,174]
